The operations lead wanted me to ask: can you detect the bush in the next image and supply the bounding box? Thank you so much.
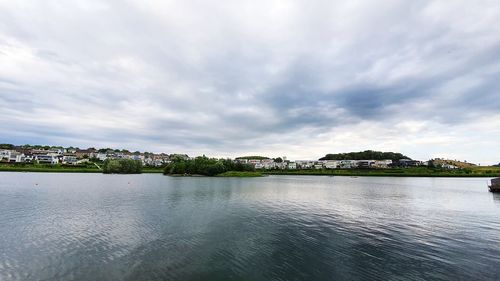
[102,159,142,174]
[163,156,254,176]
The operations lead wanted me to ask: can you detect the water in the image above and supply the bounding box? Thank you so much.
[0,173,499,281]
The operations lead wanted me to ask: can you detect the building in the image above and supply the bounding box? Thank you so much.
[296,160,314,169]
[9,152,25,163]
[62,155,78,165]
[96,153,108,161]
[374,160,392,168]
[75,149,96,159]
[324,160,339,169]
[0,150,11,162]
[287,162,297,169]
[36,155,59,164]
[314,163,324,169]
[263,162,276,169]
[340,160,357,169]
[357,160,375,168]
[394,159,422,167]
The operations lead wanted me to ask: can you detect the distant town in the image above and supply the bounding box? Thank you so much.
[1,144,497,170]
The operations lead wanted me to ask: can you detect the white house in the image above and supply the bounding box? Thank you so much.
[248,159,261,165]
[296,160,314,169]
[314,163,324,169]
[97,153,108,161]
[374,160,392,168]
[62,155,78,165]
[255,163,264,169]
[324,160,339,169]
[340,160,357,169]
[0,150,11,161]
[263,162,276,169]
[9,152,25,163]
[36,155,59,164]
[287,162,297,169]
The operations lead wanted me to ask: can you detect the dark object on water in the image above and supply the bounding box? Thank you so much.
[489,178,500,192]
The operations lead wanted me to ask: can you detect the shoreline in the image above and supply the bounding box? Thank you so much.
[263,168,500,177]
[1,167,499,177]
[0,166,500,178]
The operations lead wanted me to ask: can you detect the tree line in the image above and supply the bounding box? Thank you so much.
[102,159,143,174]
[164,156,255,176]
[319,150,411,161]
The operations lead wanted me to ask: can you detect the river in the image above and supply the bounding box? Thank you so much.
[0,173,499,280]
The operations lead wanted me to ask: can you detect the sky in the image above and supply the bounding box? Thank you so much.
[1,0,500,164]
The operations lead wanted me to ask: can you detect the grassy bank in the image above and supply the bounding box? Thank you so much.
[263,167,500,177]
[0,164,101,173]
[216,171,264,177]
[2,164,499,177]
[0,164,164,174]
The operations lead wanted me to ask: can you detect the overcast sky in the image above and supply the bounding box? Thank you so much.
[1,0,500,163]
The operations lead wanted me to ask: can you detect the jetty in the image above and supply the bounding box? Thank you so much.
[489,178,500,192]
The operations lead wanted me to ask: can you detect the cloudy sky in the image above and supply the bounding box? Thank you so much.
[1,0,499,163]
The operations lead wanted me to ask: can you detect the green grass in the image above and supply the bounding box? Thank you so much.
[216,171,264,177]
[2,164,499,177]
[0,164,165,174]
[0,164,101,173]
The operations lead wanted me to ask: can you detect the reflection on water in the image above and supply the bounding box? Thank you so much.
[492,193,500,205]
[0,173,499,281]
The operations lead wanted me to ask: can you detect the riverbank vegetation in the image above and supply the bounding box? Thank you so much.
[264,166,500,177]
[0,163,101,173]
[163,156,255,176]
[102,159,142,174]
[2,163,499,177]
[217,171,263,177]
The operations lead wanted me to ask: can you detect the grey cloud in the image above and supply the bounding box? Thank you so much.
[1,0,500,163]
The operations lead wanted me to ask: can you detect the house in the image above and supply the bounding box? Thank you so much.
[75,149,96,159]
[296,160,314,169]
[0,150,11,162]
[314,163,324,169]
[97,153,108,161]
[340,160,357,169]
[255,163,264,169]
[441,164,458,169]
[287,162,297,169]
[36,155,59,164]
[62,155,78,165]
[9,152,25,163]
[324,160,339,169]
[394,159,422,167]
[263,162,276,169]
[24,153,34,163]
[357,160,375,168]
[374,160,393,168]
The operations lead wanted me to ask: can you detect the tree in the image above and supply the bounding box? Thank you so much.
[164,156,254,176]
[319,150,411,161]
[0,144,14,149]
[102,159,143,174]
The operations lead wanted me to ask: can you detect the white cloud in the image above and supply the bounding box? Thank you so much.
[0,0,499,164]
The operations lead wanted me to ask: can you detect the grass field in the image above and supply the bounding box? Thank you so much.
[0,164,164,174]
